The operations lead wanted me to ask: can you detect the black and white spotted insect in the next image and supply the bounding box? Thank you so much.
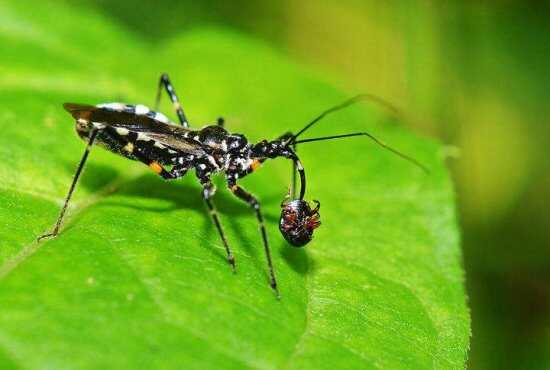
[38,73,427,297]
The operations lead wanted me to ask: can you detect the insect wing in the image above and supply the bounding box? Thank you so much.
[64,103,204,155]
[63,102,96,120]
[144,128,204,154]
[101,112,203,155]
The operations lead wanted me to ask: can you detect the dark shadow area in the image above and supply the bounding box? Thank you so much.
[100,174,217,214]
[65,161,120,194]
[99,173,281,222]
[227,215,262,275]
[74,162,281,219]
[71,160,297,272]
[279,241,314,276]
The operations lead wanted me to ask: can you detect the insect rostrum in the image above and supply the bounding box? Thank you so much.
[38,73,426,298]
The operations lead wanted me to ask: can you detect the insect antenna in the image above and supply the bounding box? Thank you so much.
[293,132,429,173]
[288,93,400,144]
[285,94,428,173]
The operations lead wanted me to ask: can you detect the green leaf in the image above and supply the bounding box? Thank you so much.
[0,1,469,369]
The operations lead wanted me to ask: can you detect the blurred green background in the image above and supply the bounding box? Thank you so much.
[53,0,550,368]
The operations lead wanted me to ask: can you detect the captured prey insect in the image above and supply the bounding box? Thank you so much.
[38,73,427,297]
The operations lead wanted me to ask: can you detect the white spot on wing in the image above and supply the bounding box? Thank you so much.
[153,141,166,149]
[135,104,149,115]
[154,112,170,123]
[116,127,129,135]
[137,132,150,141]
[97,102,125,111]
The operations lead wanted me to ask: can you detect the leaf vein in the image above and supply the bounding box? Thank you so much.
[0,175,132,281]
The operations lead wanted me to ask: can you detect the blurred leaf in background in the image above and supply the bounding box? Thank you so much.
[0,1,469,369]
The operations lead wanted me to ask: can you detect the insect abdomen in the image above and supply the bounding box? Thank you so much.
[98,128,181,165]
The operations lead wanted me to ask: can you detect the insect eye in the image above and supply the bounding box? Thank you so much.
[279,199,321,247]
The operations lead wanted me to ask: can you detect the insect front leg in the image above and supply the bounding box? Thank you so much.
[154,73,190,128]
[198,177,236,271]
[227,180,279,297]
[276,131,298,198]
[290,142,298,198]
[38,129,99,241]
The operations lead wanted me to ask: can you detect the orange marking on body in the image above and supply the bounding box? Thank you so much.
[251,159,261,171]
[149,161,162,174]
[230,185,238,192]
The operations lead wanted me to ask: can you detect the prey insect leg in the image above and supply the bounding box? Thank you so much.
[200,180,236,271]
[229,182,279,297]
[38,129,99,241]
[155,73,189,128]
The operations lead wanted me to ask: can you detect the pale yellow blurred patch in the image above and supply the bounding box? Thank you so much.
[284,1,407,106]
[456,94,534,225]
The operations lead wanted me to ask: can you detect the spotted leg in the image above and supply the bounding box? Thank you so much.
[154,73,189,128]
[228,181,280,297]
[38,129,99,241]
[198,179,236,271]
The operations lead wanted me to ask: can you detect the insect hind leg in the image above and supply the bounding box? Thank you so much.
[155,73,190,128]
[228,182,280,298]
[200,179,236,271]
[38,129,99,241]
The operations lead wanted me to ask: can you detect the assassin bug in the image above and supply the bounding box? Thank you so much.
[38,73,427,297]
